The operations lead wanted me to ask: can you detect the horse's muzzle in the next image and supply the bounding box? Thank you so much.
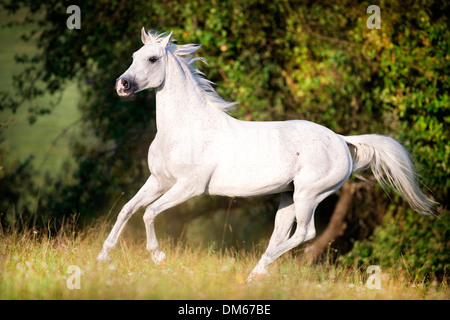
[116,77,136,97]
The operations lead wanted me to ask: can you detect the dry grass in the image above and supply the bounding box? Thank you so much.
[0,218,448,300]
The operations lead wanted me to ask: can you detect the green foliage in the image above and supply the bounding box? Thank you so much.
[0,124,37,226]
[363,1,449,202]
[342,207,450,281]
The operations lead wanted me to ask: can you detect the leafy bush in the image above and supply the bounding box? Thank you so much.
[342,206,449,281]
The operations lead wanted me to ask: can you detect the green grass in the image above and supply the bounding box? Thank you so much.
[0,9,80,182]
[0,217,448,300]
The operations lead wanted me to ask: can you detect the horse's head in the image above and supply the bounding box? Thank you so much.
[116,28,172,97]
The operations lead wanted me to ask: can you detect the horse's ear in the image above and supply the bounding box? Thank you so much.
[161,31,173,48]
[141,27,149,44]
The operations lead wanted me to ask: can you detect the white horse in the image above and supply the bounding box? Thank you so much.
[97,29,436,281]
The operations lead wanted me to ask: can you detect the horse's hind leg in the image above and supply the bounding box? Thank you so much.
[266,192,296,249]
[247,165,349,282]
[246,192,295,281]
[247,196,318,282]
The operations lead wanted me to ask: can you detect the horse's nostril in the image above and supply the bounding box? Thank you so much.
[122,79,130,90]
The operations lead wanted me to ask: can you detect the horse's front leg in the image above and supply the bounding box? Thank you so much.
[97,175,164,262]
[143,180,200,265]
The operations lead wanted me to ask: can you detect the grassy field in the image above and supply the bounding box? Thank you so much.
[0,217,448,300]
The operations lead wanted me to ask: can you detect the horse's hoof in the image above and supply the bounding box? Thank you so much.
[246,272,266,283]
[151,250,167,267]
[159,258,167,269]
[96,251,111,262]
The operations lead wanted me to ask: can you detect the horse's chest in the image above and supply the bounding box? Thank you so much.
[147,134,203,180]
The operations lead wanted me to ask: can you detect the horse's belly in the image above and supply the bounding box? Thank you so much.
[207,164,295,197]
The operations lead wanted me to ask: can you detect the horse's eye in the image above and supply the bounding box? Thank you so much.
[148,56,158,63]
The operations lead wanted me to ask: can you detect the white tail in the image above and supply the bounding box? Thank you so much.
[341,134,437,215]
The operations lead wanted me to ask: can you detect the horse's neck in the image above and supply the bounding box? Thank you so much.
[155,51,214,133]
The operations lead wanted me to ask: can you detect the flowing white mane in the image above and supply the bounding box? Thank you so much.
[146,31,237,112]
